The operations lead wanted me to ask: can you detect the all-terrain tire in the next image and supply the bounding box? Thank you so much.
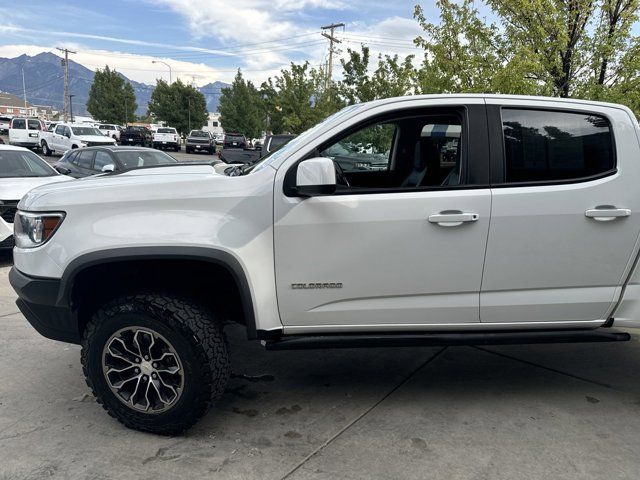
[41,141,52,156]
[81,293,230,435]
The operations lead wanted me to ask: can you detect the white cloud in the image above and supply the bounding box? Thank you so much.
[0,44,237,85]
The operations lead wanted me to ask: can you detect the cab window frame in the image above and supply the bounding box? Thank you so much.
[488,105,618,187]
[283,105,490,197]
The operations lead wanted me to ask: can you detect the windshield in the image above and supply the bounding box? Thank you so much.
[248,104,364,174]
[189,131,208,138]
[115,150,179,169]
[157,128,176,134]
[0,150,57,177]
[71,127,103,136]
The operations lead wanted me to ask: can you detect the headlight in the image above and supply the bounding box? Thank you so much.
[14,211,65,248]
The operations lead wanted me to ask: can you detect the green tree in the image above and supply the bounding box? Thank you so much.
[339,46,416,104]
[413,1,519,94]
[147,79,208,135]
[262,62,343,134]
[218,70,265,138]
[86,66,137,123]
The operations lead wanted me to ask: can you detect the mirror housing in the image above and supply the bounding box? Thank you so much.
[295,157,336,197]
[101,164,115,173]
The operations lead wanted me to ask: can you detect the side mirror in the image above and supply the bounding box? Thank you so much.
[295,157,336,197]
[101,164,115,173]
[65,132,71,138]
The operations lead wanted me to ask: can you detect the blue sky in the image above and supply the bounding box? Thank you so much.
[0,1,473,85]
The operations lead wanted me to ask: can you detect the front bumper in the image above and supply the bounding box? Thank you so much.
[9,267,79,344]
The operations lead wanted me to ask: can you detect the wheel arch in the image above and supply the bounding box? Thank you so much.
[59,247,257,340]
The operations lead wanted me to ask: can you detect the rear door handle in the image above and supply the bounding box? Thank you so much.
[428,211,479,227]
[585,207,631,222]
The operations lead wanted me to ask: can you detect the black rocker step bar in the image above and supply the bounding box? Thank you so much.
[264,329,630,351]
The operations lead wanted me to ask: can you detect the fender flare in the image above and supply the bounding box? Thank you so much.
[57,246,258,339]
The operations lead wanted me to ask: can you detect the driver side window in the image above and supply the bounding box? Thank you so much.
[321,123,395,172]
[318,110,464,191]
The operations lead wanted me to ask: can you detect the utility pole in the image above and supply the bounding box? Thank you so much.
[57,47,76,122]
[321,23,344,86]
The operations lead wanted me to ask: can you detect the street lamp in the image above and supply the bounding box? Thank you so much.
[21,59,31,109]
[152,60,172,84]
[68,94,75,123]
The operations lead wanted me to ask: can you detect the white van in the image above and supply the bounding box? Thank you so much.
[9,117,45,150]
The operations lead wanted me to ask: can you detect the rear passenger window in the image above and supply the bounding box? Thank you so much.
[77,150,94,169]
[94,151,112,170]
[12,119,26,129]
[502,109,614,183]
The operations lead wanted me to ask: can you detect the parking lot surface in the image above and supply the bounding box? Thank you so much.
[1,251,640,479]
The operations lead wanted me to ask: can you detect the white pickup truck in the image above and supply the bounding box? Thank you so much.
[152,127,180,151]
[10,94,640,434]
[39,122,116,156]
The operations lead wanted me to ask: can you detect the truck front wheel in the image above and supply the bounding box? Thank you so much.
[81,293,230,434]
[41,141,52,156]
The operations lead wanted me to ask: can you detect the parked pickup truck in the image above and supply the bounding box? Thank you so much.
[219,134,294,164]
[120,126,153,147]
[39,123,116,156]
[98,123,122,141]
[10,95,640,434]
[152,127,180,151]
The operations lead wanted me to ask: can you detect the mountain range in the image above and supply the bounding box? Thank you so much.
[0,52,229,116]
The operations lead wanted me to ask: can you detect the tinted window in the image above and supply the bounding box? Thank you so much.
[0,150,57,177]
[189,130,208,138]
[94,151,113,170]
[502,109,614,183]
[269,136,294,151]
[77,150,95,169]
[12,119,26,129]
[27,119,41,130]
[157,128,176,134]
[114,150,178,169]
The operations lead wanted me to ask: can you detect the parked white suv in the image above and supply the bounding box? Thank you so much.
[39,122,116,155]
[0,145,72,248]
[10,95,640,434]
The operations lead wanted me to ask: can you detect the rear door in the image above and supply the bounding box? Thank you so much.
[74,149,97,177]
[480,99,640,325]
[9,118,26,144]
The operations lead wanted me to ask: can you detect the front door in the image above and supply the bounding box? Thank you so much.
[274,103,492,330]
[480,101,640,324]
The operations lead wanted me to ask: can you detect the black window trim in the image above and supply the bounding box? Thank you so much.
[489,105,618,188]
[283,104,491,197]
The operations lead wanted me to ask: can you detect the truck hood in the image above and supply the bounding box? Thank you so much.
[0,175,72,201]
[18,163,230,209]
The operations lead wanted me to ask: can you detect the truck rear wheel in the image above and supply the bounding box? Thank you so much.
[81,293,230,434]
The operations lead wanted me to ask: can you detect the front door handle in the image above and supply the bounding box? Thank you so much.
[585,207,631,222]
[428,211,479,227]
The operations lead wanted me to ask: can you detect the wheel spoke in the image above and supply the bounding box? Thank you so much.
[107,338,139,363]
[133,330,155,359]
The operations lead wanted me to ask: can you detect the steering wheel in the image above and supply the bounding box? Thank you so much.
[333,160,350,187]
